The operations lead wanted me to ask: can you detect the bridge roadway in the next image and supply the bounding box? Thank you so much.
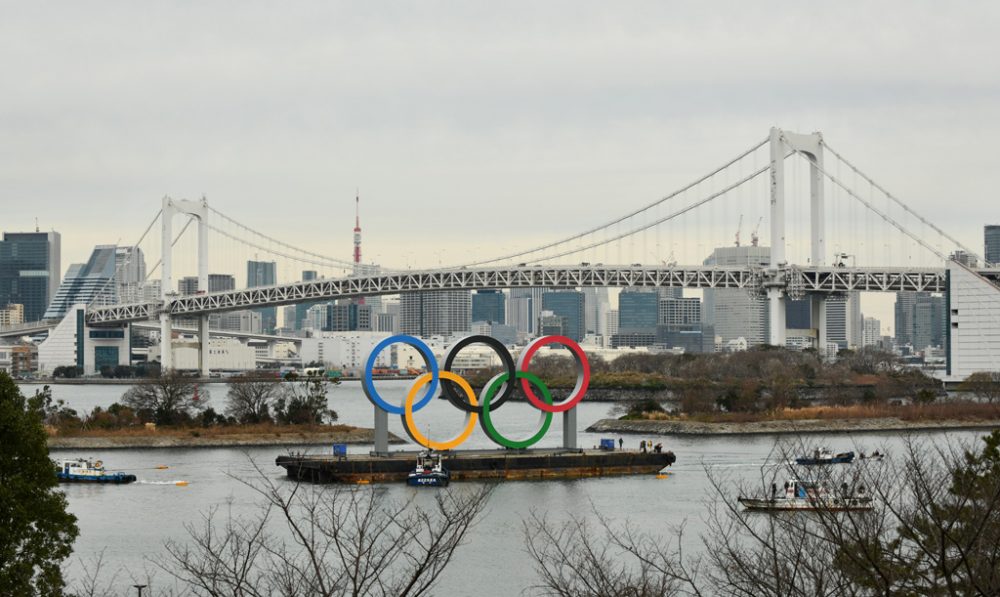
[82,264,977,326]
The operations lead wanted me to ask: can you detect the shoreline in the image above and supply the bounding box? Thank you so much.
[586,417,1000,436]
[47,427,404,450]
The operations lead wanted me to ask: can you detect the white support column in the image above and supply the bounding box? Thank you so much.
[769,127,786,268]
[197,197,210,377]
[563,409,578,450]
[160,196,173,372]
[768,287,786,347]
[808,136,826,266]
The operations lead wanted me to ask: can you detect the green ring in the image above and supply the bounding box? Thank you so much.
[480,371,553,449]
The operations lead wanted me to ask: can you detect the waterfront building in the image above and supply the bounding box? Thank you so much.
[399,290,471,337]
[538,310,566,337]
[148,337,255,371]
[37,305,129,375]
[605,309,619,337]
[471,321,517,345]
[0,230,61,322]
[326,301,374,332]
[541,290,585,342]
[472,290,505,324]
[947,260,1000,378]
[658,297,701,327]
[825,294,862,350]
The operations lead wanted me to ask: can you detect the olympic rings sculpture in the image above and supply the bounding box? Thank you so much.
[363,334,590,450]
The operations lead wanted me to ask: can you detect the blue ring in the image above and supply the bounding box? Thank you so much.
[363,334,438,415]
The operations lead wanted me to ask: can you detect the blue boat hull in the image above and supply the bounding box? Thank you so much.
[57,472,137,484]
[406,473,449,487]
[795,452,855,465]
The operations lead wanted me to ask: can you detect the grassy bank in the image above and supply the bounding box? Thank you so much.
[626,401,1000,424]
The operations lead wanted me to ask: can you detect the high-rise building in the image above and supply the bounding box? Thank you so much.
[178,276,199,295]
[247,260,277,333]
[702,246,770,346]
[294,270,321,330]
[509,288,545,335]
[399,290,471,337]
[43,245,117,320]
[472,290,505,324]
[605,309,619,338]
[0,303,24,328]
[0,231,61,322]
[114,246,146,303]
[326,302,373,332]
[618,288,659,333]
[862,316,881,347]
[985,225,1000,265]
[658,297,701,327]
[895,291,946,351]
[541,291,585,341]
[582,287,610,335]
[824,294,862,350]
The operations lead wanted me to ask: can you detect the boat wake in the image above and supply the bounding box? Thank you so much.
[137,480,189,486]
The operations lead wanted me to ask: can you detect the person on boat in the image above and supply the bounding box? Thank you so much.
[654,443,663,453]
[618,438,623,450]
[771,483,777,498]
[640,440,646,453]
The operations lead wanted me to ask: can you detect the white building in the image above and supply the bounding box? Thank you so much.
[148,337,256,371]
[299,331,418,374]
[862,316,882,347]
[37,304,130,375]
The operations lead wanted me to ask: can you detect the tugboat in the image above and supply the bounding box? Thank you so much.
[55,458,137,484]
[738,478,872,512]
[406,452,450,487]
[795,448,855,465]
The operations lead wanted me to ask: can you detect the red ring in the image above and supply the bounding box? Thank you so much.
[517,335,590,413]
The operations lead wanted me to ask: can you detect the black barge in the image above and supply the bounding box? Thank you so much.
[276,448,676,484]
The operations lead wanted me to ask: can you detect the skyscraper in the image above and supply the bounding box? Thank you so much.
[0,231,61,322]
[541,291,585,341]
[43,245,115,320]
[986,225,1000,265]
[582,287,610,335]
[114,246,146,303]
[472,290,505,324]
[509,288,545,335]
[702,245,770,345]
[895,291,946,351]
[618,288,659,333]
[247,260,277,333]
[399,290,471,337]
[863,316,881,347]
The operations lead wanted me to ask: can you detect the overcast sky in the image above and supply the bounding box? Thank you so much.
[3,1,998,304]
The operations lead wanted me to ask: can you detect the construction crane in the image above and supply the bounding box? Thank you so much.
[734,214,743,247]
[750,216,763,247]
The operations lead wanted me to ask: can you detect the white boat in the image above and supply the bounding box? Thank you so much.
[738,478,872,511]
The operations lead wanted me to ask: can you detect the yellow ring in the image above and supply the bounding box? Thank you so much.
[404,371,478,451]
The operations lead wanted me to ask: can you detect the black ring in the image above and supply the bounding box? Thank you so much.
[441,335,516,414]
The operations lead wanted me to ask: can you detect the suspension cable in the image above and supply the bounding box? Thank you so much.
[207,205,361,269]
[782,139,948,263]
[204,222,376,272]
[455,136,770,267]
[530,161,774,263]
[822,141,987,266]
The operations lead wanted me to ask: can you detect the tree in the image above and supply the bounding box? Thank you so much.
[120,370,206,425]
[524,434,1000,596]
[0,372,79,595]
[958,371,1000,404]
[274,378,337,425]
[225,372,283,423]
[158,460,493,597]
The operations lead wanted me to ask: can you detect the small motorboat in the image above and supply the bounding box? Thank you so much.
[738,478,872,512]
[795,448,855,465]
[407,452,450,487]
[55,458,137,484]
